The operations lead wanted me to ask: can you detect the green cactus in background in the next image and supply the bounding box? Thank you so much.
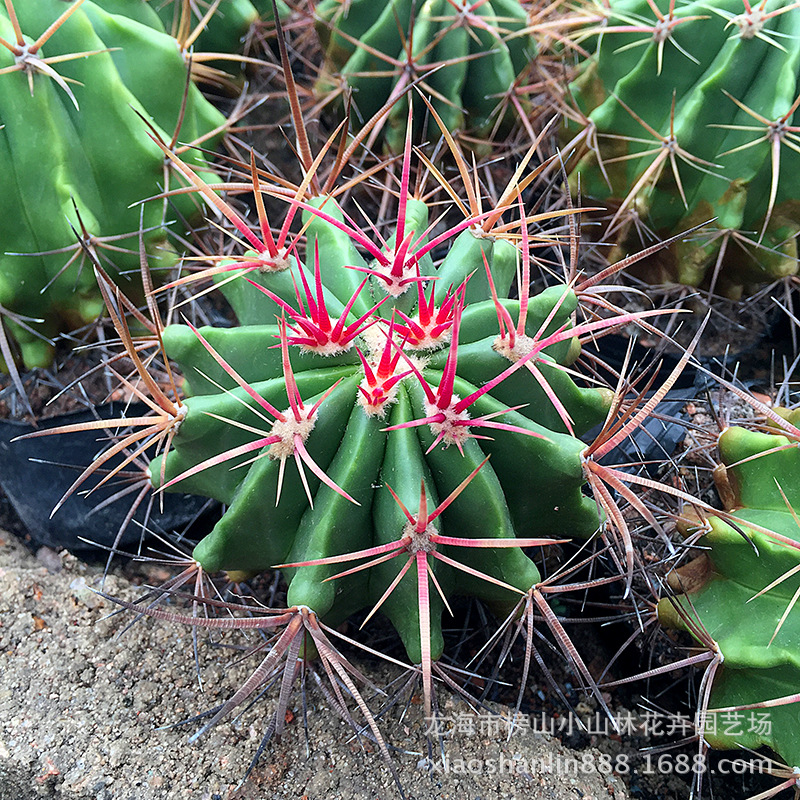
[660,418,800,770]
[0,0,226,369]
[314,0,536,151]
[564,0,800,297]
[150,0,291,60]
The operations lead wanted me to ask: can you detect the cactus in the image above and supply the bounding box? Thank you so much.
[313,0,536,151]
[0,0,226,369]
[660,415,800,771]
[12,47,685,765]
[564,0,800,297]
[61,111,671,728]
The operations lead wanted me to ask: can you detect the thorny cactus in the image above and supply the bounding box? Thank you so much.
[0,0,225,370]
[149,156,616,709]
[17,92,694,765]
[564,0,800,297]
[313,0,536,151]
[16,11,779,781]
[660,411,800,778]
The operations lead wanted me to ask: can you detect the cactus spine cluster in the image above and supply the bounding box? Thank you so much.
[566,0,800,297]
[0,0,226,369]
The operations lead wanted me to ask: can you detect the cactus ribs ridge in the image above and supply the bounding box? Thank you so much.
[662,413,800,777]
[564,0,800,297]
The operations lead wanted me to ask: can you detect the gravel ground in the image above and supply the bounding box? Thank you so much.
[0,532,627,800]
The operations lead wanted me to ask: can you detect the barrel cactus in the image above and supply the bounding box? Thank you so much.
[313,0,537,151]
[660,411,800,773]
[0,0,225,369]
[152,187,615,705]
[26,112,684,734]
[564,0,800,297]
[11,98,691,766]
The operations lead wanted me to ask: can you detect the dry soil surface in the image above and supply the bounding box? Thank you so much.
[0,532,627,800]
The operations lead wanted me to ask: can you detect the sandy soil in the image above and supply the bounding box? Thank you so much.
[0,532,627,800]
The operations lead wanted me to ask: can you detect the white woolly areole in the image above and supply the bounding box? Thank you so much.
[171,402,188,434]
[357,380,401,418]
[370,259,416,298]
[406,522,438,553]
[267,414,316,459]
[493,333,536,363]
[255,246,291,274]
[299,339,351,357]
[732,8,767,38]
[424,397,472,446]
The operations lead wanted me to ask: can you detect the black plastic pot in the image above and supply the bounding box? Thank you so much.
[579,334,699,473]
[0,403,216,553]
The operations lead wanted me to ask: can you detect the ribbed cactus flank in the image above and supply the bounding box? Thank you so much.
[661,420,800,769]
[314,0,536,150]
[0,0,224,368]
[566,0,800,297]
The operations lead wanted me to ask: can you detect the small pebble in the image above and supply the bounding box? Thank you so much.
[36,546,63,574]
[70,577,103,609]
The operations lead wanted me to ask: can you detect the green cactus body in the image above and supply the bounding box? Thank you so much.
[566,0,800,296]
[150,198,609,667]
[0,0,225,368]
[660,426,800,767]
[313,0,536,150]
[150,0,290,56]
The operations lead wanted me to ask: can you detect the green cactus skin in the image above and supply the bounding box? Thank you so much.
[0,0,225,369]
[150,0,290,56]
[660,425,800,769]
[313,0,536,151]
[149,195,610,667]
[566,0,800,297]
